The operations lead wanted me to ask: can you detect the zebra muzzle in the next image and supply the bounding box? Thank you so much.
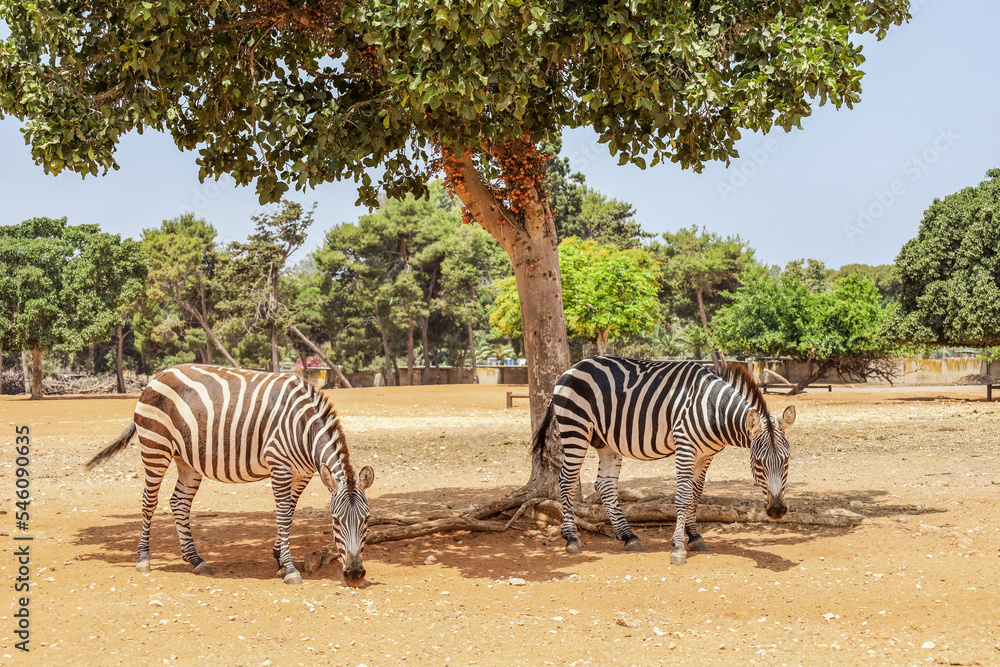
[766,497,787,520]
[343,563,367,588]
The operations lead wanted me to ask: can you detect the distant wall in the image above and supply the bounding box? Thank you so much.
[752,357,988,387]
[300,365,528,388]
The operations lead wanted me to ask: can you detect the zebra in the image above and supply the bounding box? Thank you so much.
[86,364,375,586]
[532,356,795,565]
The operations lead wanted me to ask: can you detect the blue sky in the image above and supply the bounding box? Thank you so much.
[1,1,997,269]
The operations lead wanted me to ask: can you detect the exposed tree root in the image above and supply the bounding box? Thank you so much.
[301,489,863,575]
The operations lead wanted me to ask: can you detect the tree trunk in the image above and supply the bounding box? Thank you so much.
[694,286,722,372]
[85,344,95,375]
[30,348,42,400]
[115,326,125,393]
[270,265,281,372]
[177,298,240,367]
[0,346,4,396]
[596,329,610,355]
[792,360,834,395]
[200,280,214,364]
[288,325,352,388]
[406,319,415,386]
[421,267,438,385]
[21,351,30,394]
[466,310,479,384]
[443,140,572,499]
[373,310,396,387]
[421,317,432,385]
[270,327,280,373]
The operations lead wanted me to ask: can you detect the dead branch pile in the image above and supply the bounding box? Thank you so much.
[42,374,149,395]
[954,373,994,386]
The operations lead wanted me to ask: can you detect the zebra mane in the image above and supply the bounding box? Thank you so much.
[718,362,775,438]
[301,380,356,491]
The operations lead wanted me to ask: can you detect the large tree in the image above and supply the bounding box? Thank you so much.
[654,226,756,367]
[138,215,237,366]
[713,269,898,394]
[491,238,661,355]
[893,170,1000,348]
[0,217,145,398]
[222,201,311,372]
[0,1,911,492]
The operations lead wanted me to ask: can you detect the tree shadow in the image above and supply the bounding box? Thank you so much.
[74,479,946,584]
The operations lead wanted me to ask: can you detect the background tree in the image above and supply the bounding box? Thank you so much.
[66,230,147,392]
[0,2,912,495]
[440,223,506,383]
[138,215,237,367]
[713,269,898,394]
[893,170,1000,348]
[491,238,661,355]
[222,202,312,372]
[654,226,756,367]
[783,258,832,293]
[0,217,144,398]
[832,264,901,302]
[315,190,465,385]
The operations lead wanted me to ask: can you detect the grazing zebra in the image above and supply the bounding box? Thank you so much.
[86,364,375,586]
[532,356,795,565]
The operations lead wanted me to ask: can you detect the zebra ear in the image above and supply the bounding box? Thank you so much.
[781,405,796,430]
[746,409,763,436]
[319,464,338,492]
[357,466,375,491]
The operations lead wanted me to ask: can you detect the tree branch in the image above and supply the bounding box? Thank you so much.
[288,324,352,388]
[441,145,517,250]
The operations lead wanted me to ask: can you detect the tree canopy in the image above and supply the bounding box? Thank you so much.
[0,2,910,201]
[491,237,660,354]
[653,226,756,364]
[713,268,898,393]
[0,217,146,397]
[893,169,1000,348]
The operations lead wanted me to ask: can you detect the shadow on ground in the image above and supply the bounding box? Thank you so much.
[73,478,946,584]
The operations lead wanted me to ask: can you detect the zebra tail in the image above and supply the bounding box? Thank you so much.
[85,422,137,469]
[530,400,555,459]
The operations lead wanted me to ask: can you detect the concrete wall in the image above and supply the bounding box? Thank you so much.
[752,357,988,386]
[300,365,529,388]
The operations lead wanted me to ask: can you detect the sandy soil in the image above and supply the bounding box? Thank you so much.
[1,384,999,666]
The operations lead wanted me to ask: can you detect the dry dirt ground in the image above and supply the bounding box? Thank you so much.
[1,384,999,666]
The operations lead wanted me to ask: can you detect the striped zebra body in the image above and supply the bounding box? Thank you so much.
[535,356,795,565]
[87,364,374,586]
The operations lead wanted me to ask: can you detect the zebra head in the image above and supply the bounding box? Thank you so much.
[320,464,375,588]
[746,405,796,520]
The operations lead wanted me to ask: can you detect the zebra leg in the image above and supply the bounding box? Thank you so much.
[169,459,210,575]
[273,476,310,569]
[558,431,590,554]
[671,442,697,565]
[595,448,643,552]
[136,449,172,573]
[270,468,303,584]
[685,454,715,553]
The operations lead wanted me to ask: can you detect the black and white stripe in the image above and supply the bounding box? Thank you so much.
[533,356,795,565]
[87,364,374,586]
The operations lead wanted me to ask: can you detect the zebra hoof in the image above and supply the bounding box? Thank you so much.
[565,539,583,555]
[193,562,213,576]
[136,559,150,573]
[687,536,708,552]
[624,537,645,552]
[670,549,687,566]
[283,570,304,585]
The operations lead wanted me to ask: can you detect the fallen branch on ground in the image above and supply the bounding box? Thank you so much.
[301,493,863,575]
